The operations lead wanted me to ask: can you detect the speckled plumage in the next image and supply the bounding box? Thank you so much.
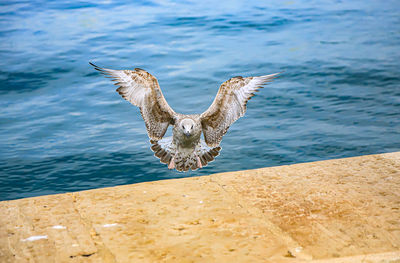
[91,62,279,171]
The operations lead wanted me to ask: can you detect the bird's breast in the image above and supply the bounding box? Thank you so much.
[173,132,200,150]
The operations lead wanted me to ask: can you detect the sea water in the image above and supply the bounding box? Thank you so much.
[1,0,399,200]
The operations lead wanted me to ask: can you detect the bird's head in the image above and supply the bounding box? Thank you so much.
[180,118,196,137]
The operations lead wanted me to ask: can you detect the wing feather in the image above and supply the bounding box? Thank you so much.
[200,73,280,147]
[90,62,176,140]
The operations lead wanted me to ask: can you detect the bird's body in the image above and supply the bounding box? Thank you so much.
[90,62,279,171]
[150,114,221,171]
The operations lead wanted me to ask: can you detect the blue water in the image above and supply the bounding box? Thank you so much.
[1,0,399,201]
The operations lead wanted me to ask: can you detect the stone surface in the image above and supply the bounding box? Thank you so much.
[1,152,400,262]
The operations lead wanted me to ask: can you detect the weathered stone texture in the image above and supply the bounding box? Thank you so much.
[1,152,399,262]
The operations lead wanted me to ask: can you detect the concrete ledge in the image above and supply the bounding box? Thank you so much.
[1,152,399,262]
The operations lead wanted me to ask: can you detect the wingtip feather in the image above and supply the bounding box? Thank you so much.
[89,62,116,78]
[260,72,282,80]
[89,62,102,71]
[253,71,283,86]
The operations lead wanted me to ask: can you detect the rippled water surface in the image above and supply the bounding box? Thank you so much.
[1,0,399,200]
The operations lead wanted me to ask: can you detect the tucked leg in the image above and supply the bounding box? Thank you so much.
[168,156,175,169]
[196,155,203,169]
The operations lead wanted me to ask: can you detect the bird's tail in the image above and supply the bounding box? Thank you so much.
[150,138,221,172]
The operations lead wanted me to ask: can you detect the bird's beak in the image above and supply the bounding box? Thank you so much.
[184,131,191,137]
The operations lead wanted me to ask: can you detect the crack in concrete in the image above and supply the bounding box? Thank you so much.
[70,193,117,263]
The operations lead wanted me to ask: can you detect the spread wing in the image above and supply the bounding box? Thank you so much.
[90,62,176,140]
[200,73,280,147]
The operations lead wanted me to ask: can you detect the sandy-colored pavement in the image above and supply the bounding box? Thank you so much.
[1,152,399,262]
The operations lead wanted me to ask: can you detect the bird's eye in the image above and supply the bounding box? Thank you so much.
[182,125,184,129]
[191,125,193,129]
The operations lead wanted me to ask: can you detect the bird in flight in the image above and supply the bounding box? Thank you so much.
[90,62,279,172]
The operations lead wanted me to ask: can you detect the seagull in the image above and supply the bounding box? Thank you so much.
[90,62,279,172]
